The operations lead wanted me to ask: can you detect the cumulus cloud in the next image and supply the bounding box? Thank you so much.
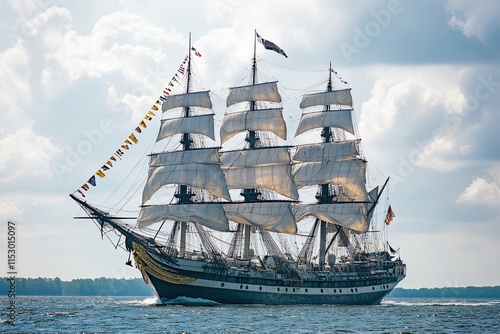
[0,127,61,184]
[457,167,500,207]
[445,0,500,43]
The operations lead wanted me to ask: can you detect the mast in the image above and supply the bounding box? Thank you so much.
[240,30,259,259]
[176,33,193,258]
[316,62,334,271]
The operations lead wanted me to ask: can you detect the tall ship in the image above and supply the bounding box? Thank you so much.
[71,32,406,305]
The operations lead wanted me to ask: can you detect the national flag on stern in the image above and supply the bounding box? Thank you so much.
[384,205,395,225]
[256,32,288,58]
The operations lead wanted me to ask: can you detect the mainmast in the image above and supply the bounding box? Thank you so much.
[316,62,334,271]
[175,32,194,257]
[240,30,260,259]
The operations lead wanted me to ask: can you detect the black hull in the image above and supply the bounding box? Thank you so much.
[133,242,403,306]
[147,274,390,305]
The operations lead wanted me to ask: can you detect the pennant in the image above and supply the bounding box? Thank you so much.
[256,32,288,58]
[148,111,156,116]
[159,96,166,101]
[110,156,117,162]
[139,120,147,128]
[168,82,174,87]
[191,47,202,57]
[171,78,178,83]
[96,169,106,178]
[125,139,133,145]
[82,183,89,191]
[384,205,395,225]
[101,165,110,171]
[152,105,159,111]
[115,149,124,156]
[121,144,129,150]
[166,88,171,92]
[114,153,122,160]
[88,175,96,186]
[135,126,142,133]
[105,160,113,167]
[77,190,86,197]
[144,115,152,121]
[163,91,170,95]
[129,133,138,144]
[155,100,161,105]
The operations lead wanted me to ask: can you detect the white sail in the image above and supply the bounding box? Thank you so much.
[294,140,360,162]
[149,148,220,167]
[223,201,296,234]
[157,115,215,142]
[226,81,281,107]
[161,91,212,112]
[220,108,287,144]
[138,203,229,231]
[220,147,291,168]
[299,89,353,109]
[223,164,299,200]
[293,159,368,201]
[295,110,354,137]
[293,202,369,232]
[142,164,231,204]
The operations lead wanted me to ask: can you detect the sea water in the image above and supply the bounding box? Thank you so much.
[1,296,499,333]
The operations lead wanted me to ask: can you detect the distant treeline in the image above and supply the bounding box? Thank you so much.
[390,286,500,298]
[1,277,153,296]
[2,277,500,298]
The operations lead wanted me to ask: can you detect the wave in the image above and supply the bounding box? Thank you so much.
[158,296,220,306]
[382,299,500,307]
[122,297,161,306]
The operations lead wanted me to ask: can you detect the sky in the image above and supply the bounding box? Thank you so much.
[0,0,499,289]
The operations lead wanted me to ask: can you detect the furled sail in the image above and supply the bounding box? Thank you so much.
[220,108,287,144]
[293,202,369,232]
[142,164,231,204]
[294,140,360,162]
[223,201,297,234]
[161,91,212,112]
[226,81,281,107]
[295,109,354,137]
[292,159,368,201]
[157,115,215,142]
[138,203,229,231]
[220,147,299,200]
[299,89,353,109]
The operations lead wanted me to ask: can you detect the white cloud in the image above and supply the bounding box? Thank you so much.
[457,167,500,207]
[445,0,500,43]
[0,127,61,184]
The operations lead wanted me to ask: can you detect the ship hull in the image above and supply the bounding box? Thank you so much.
[133,242,404,305]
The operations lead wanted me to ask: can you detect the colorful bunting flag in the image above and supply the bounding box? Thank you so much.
[152,105,159,111]
[82,183,89,191]
[106,160,113,167]
[148,111,156,116]
[77,190,86,197]
[121,144,129,150]
[144,115,152,121]
[129,133,138,144]
[96,170,106,178]
[135,126,142,133]
[110,156,117,162]
[139,120,147,128]
[101,165,110,171]
[88,175,96,186]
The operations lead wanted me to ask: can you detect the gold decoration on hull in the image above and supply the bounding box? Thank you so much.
[132,242,197,285]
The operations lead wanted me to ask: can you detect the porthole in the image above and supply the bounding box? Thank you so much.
[259,286,262,291]
[355,288,358,292]
[285,288,288,292]
[293,288,295,292]
[372,287,375,291]
[334,289,336,293]
[277,287,280,292]
[339,289,342,293]
[305,288,308,293]
[351,289,354,293]
[321,289,323,293]
[246,285,248,290]
[221,283,225,287]
[240,285,243,289]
